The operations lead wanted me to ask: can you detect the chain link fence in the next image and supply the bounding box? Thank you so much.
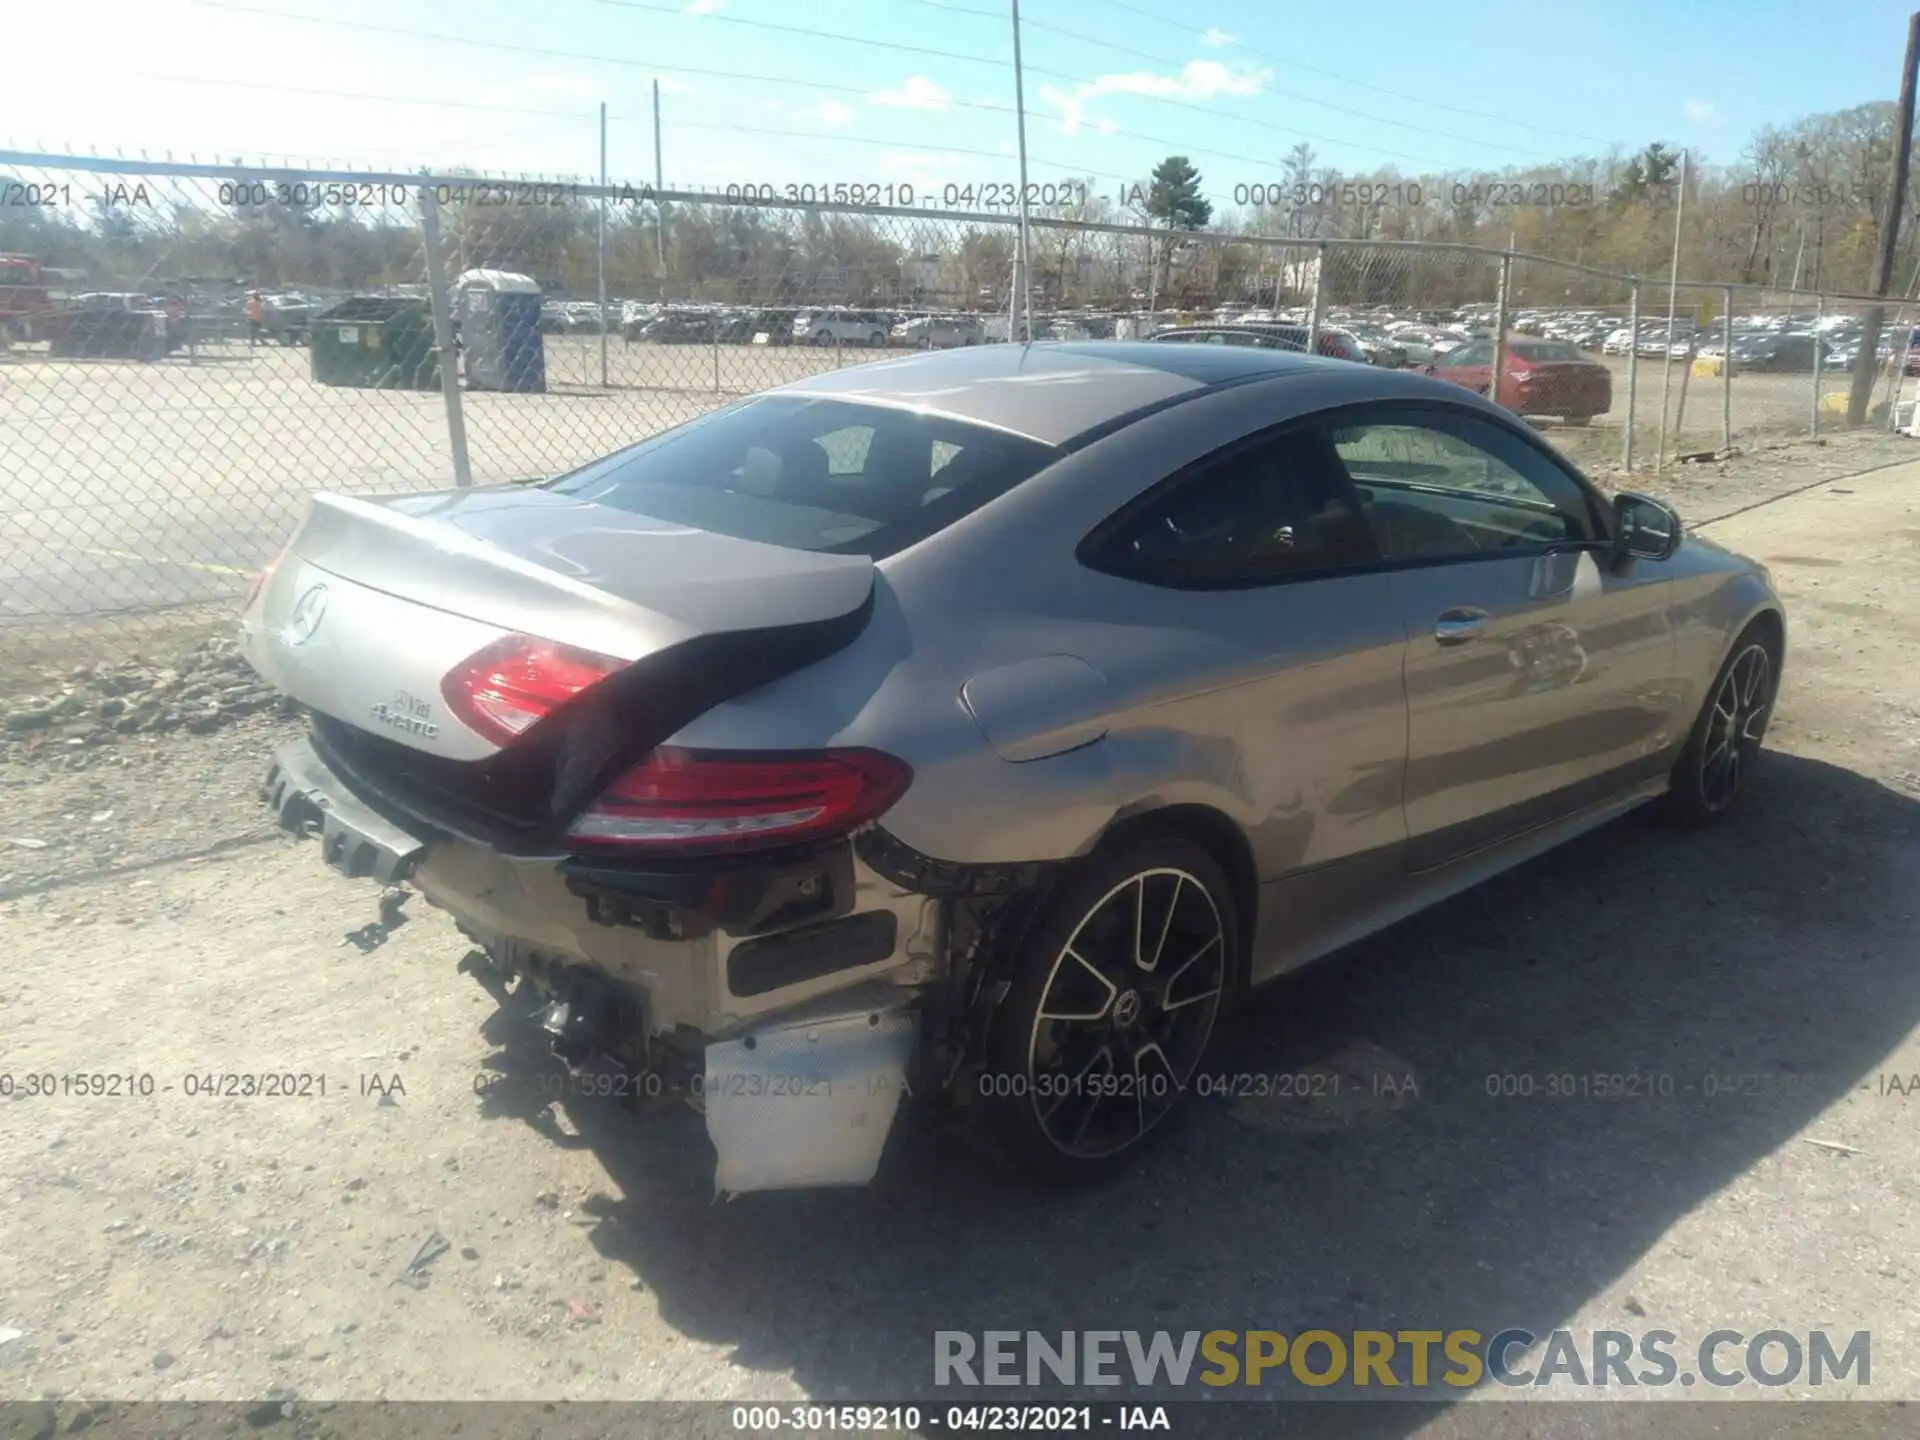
[2,151,1914,659]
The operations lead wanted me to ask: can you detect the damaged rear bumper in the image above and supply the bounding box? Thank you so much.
[260,734,936,1192]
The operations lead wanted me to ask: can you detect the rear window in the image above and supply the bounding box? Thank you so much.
[1510,342,1588,362]
[544,396,1054,559]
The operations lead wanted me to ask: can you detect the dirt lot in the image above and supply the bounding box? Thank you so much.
[3,333,1910,630]
[0,450,1917,1429]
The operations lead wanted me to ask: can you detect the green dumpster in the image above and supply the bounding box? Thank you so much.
[310,298,440,390]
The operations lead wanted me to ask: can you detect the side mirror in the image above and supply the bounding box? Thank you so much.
[1611,491,1683,565]
[1421,363,1436,376]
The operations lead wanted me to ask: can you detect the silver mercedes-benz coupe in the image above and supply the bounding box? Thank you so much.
[241,341,1785,1192]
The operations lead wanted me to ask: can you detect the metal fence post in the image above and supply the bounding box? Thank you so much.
[597,103,610,390]
[1722,285,1734,452]
[1811,295,1825,436]
[1623,279,1639,472]
[1306,242,1326,352]
[1893,306,1917,432]
[1490,251,1512,413]
[418,177,473,489]
[712,322,721,395]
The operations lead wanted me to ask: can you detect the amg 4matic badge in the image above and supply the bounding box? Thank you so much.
[369,689,440,739]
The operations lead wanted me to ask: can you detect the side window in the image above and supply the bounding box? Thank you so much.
[1329,410,1600,561]
[1088,428,1375,588]
[1446,341,1490,366]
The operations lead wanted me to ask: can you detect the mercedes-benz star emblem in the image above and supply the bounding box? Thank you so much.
[286,584,329,646]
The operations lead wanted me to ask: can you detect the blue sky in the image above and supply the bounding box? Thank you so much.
[5,0,1912,204]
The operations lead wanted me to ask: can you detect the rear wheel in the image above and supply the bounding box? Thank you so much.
[1657,625,1779,828]
[978,836,1236,1185]
[869,331,887,347]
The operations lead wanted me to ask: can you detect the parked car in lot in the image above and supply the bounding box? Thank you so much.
[1339,324,1410,368]
[262,292,321,346]
[241,341,1781,1191]
[1382,327,1448,365]
[46,292,179,360]
[793,308,892,347]
[893,314,986,349]
[747,308,800,345]
[1426,338,1612,424]
[1634,326,1695,359]
[635,309,716,344]
[1706,332,1830,374]
[562,302,611,334]
[1150,323,1368,362]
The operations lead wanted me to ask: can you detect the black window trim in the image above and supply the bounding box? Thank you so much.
[1076,397,1620,594]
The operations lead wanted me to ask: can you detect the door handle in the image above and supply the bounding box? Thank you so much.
[1433,608,1490,645]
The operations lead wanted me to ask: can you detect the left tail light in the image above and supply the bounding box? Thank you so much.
[566,747,913,856]
[244,542,290,609]
[440,634,624,747]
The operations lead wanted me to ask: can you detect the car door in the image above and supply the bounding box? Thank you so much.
[1437,340,1492,393]
[1080,423,1412,980]
[1326,403,1680,872]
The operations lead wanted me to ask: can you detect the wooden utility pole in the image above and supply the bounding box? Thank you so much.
[1845,10,1920,425]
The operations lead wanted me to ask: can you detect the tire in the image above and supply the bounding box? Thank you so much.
[869,331,887,348]
[977,835,1238,1185]
[1560,415,1591,427]
[1656,623,1780,829]
[813,332,833,347]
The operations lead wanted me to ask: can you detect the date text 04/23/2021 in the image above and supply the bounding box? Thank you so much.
[0,1071,407,1100]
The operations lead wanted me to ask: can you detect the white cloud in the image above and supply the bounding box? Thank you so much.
[684,0,724,13]
[1040,59,1269,136]
[1200,27,1237,46]
[655,76,695,95]
[868,75,953,110]
[804,99,855,127]
[1682,99,1724,126]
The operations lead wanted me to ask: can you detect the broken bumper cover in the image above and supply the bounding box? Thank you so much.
[261,734,926,1194]
[264,736,429,884]
[705,985,919,1194]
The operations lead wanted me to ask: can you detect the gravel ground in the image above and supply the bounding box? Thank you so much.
[0,452,1917,1433]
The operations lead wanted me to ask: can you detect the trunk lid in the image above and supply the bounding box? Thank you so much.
[242,486,874,766]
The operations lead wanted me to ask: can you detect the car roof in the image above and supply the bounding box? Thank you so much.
[771,339,1461,446]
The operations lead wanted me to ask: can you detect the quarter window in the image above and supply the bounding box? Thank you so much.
[1087,427,1375,587]
[1329,410,1601,560]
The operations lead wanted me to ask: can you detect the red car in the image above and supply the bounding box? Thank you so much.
[1426,337,1612,425]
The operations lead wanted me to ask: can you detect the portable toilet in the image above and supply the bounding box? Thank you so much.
[456,268,546,393]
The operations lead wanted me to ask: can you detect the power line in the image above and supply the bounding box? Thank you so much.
[917,0,1571,161]
[576,0,1008,70]
[121,70,1157,194]
[128,65,1421,206]
[1065,0,1619,148]
[197,1,1486,173]
[193,3,1017,115]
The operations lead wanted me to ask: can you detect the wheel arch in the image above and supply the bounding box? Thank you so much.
[1083,802,1260,994]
